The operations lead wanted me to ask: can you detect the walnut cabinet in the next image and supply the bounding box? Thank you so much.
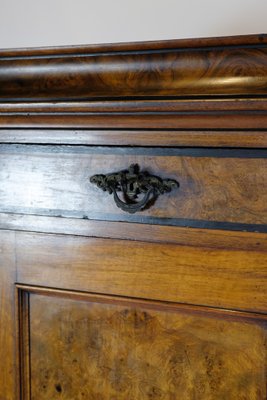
[0,35,267,400]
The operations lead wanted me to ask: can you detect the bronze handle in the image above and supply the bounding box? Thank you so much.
[90,164,179,214]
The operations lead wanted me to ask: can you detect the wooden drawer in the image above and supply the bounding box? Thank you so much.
[0,145,267,231]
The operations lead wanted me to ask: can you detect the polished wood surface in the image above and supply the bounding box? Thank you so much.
[2,111,267,130]
[1,33,266,56]
[19,288,266,400]
[1,126,267,148]
[2,98,267,113]
[1,37,266,101]
[0,231,17,400]
[1,213,267,251]
[0,145,266,228]
[15,231,267,313]
[0,35,267,131]
[0,35,266,400]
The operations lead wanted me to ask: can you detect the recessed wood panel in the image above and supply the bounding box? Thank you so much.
[1,145,267,230]
[20,289,267,400]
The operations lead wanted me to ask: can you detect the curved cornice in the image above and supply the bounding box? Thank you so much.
[0,34,267,101]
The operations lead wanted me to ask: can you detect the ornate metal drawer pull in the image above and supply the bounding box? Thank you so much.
[90,164,179,214]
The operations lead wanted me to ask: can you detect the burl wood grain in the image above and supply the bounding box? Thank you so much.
[28,292,267,400]
[1,36,267,101]
[1,36,267,130]
[1,146,266,226]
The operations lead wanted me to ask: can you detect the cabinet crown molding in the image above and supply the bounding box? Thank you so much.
[0,34,267,102]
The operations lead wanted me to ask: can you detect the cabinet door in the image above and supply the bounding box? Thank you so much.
[19,287,267,400]
[13,231,267,400]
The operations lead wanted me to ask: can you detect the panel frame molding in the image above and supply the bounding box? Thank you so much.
[16,284,267,399]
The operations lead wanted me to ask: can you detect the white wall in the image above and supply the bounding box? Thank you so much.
[0,0,266,49]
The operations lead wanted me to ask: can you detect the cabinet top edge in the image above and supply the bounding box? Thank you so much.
[0,34,266,57]
[1,33,267,104]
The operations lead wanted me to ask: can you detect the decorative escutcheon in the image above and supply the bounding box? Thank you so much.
[90,164,179,214]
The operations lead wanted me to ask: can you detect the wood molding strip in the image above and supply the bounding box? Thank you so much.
[16,284,267,322]
[1,35,267,102]
[1,34,267,57]
[1,213,267,252]
[0,112,267,130]
[1,129,267,148]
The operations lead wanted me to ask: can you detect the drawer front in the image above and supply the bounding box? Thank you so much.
[1,145,267,231]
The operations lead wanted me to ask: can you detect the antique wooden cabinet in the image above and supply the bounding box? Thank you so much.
[0,35,267,400]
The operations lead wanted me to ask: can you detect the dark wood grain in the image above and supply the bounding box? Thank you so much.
[16,231,267,313]
[19,288,267,399]
[1,33,266,56]
[18,290,30,400]
[1,35,267,130]
[1,36,267,101]
[1,98,267,131]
